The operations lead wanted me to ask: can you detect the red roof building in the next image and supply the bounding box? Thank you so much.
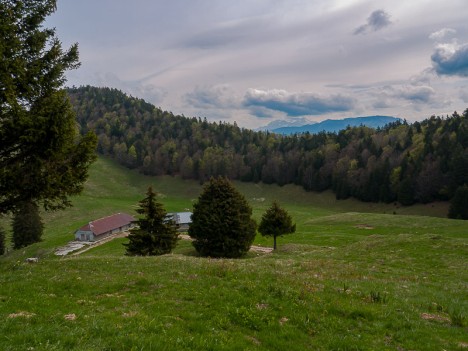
[75,213,135,242]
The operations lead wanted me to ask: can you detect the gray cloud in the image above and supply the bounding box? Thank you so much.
[431,41,468,77]
[95,72,167,104]
[243,89,356,117]
[395,85,435,103]
[460,88,468,103]
[354,10,392,35]
[184,85,237,108]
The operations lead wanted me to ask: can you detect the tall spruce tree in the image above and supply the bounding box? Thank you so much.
[0,0,97,215]
[12,201,44,249]
[189,176,257,258]
[258,201,296,250]
[124,186,179,256]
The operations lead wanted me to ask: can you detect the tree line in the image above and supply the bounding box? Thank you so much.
[69,86,468,213]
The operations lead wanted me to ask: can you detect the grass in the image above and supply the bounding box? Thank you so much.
[1,156,467,350]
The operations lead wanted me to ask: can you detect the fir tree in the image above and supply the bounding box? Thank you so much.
[124,186,179,256]
[258,201,296,250]
[12,201,44,249]
[189,176,257,258]
[0,1,97,215]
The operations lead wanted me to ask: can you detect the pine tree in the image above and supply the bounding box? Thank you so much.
[258,201,296,250]
[124,186,179,256]
[12,201,44,249]
[0,1,97,214]
[189,176,257,258]
[448,184,468,220]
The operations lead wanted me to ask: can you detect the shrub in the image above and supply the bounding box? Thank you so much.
[448,184,468,220]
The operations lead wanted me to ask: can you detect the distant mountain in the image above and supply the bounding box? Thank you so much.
[271,116,401,135]
[256,117,315,132]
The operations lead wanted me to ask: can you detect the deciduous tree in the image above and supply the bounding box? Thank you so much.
[124,186,179,256]
[189,177,257,258]
[258,201,296,250]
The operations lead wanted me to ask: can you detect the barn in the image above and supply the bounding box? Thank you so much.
[167,212,192,232]
[75,213,135,242]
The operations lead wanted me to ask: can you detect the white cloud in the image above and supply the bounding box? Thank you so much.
[429,28,456,41]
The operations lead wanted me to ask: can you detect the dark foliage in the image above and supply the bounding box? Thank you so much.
[0,224,5,255]
[0,1,97,215]
[12,201,43,249]
[124,186,179,256]
[189,177,257,258]
[258,201,296,250]
[448,185,468,220]
[69,86,468,212]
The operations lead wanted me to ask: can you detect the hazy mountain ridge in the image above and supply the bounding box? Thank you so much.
[271,116,401,134]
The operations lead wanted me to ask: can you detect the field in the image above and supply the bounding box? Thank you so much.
[1,157,467,350]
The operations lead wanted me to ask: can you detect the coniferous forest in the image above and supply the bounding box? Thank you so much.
[69,86,468,208]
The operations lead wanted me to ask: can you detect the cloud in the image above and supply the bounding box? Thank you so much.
[243,89,356,117]
[395,85,435,103]
[460,88,468,103]
[431,41,468,77]
[429,28,456,41]
[95,72,167,103]
[354,10,392,35]
[184,85,237,109]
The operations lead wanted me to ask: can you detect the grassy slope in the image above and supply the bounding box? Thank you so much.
[0,157,466,350]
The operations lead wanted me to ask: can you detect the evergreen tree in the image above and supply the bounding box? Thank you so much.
[124,186,179,256]
[189,177,257,258]
[448,185,468,220]
[0,1,97,214]
[258,201,296,250]
[12,201,43,249]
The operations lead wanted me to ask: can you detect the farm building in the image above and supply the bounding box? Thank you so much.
[75,213,135,242]
[167,212,192,232]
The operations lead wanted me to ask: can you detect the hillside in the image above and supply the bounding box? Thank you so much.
[69,86,468,211]
[271,116,400,135]
[0,156,467,350]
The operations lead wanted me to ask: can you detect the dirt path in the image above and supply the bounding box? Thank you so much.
[60,233,273,256]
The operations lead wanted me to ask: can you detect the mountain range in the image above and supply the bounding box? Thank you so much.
[259,116,401,134]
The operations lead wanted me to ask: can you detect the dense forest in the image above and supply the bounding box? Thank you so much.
[69,86,468,206]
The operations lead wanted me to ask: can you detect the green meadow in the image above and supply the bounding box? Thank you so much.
[1,157,467,350]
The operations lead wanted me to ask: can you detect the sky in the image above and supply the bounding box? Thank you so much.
[47,0,468,129]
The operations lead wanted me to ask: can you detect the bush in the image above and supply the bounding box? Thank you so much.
[189,177,256,258]
[448,184,468,220]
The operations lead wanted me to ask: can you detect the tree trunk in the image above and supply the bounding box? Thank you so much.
[273,235,277,250]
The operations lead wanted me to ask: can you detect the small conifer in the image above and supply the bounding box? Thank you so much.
[124,186,179,255]
[258,201,296,250]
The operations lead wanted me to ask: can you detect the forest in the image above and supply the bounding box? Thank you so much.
[69,86,468,207]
